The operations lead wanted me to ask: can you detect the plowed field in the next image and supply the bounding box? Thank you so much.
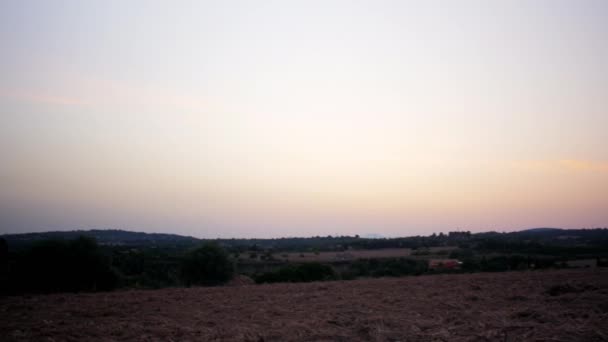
[2,269,607,341]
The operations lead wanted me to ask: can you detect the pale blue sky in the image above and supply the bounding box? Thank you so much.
[1,1,607,237]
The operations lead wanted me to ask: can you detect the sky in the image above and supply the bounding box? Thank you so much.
[1,0,607,238]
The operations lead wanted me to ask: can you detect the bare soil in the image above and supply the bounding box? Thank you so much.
[2,269,608,341]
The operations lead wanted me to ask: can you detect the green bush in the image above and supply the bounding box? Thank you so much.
[180,243,234,286]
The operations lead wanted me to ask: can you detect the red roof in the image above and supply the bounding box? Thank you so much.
[428,259,461,269]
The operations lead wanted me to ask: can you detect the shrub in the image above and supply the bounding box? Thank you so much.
[181,243,234,286]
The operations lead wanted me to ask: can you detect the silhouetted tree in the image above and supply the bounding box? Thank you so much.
[0,238,8,292]
[180,243,234,286]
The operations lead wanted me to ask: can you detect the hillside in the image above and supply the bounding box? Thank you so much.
[1,229,200,248]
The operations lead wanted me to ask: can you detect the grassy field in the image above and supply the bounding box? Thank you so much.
[2,269,607,341]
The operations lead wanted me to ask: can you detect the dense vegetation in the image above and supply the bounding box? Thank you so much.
[0,238,235,294]
[1,228,607,294]
[180,243,234,286]
[1,237,117,294]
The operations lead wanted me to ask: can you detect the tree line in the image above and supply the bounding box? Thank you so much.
[2,228,607,294]
[0,237,235,295]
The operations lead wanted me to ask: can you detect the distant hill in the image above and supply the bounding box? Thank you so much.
[1,229,200,248]
[519,227,564,233]
[2,227,606,252]
[362,233,385,239]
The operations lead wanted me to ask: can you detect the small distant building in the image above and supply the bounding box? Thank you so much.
[428,259,462,270]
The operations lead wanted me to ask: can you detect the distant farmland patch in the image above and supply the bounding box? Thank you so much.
[238,248,412,262]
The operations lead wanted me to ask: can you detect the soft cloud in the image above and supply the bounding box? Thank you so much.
[514,159,608,173]
[558,160,608,172]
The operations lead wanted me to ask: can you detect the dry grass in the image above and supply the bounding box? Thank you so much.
[2,269,607,341]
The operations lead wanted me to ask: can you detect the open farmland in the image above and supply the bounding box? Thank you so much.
[237,246,461,264]
[2,269,607,341]
[243,248,414,263]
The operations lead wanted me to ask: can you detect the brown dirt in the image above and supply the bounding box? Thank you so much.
[2,269,608,341]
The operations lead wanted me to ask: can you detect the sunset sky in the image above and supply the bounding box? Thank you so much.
[1,0,607,238]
